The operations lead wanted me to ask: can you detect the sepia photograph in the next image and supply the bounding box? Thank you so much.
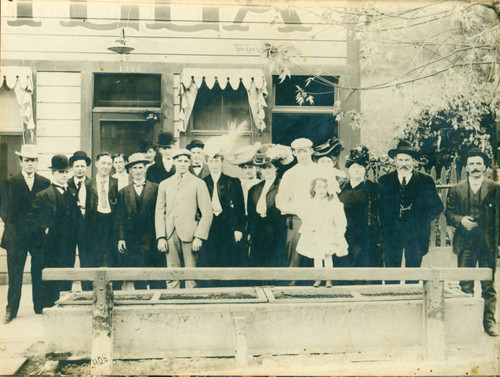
[0,0,498,375]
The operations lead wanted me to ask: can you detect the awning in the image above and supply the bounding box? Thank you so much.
[178,68,268,133]
[0,66,35,139]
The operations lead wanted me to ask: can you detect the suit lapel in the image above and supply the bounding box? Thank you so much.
[480,179,491,203]
[126,185,138,214]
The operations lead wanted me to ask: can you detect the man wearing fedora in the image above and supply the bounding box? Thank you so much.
[187,139,210,180]
[378,140,443,280]
[117,153,161,290]
[67,151,91,274]
[28,155,80,308]
[1,144,50,323]
[155,149,213,289]
[147,132,177,184]
[445,148,499,337]
[82,152,121,290]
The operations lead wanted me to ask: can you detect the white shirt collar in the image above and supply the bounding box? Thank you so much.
[22,170,34,180]
[211,172,221,183]
[397,170,413,184]
[469,175,484,186]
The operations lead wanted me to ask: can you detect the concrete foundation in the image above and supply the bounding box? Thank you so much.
[43,285,483,361]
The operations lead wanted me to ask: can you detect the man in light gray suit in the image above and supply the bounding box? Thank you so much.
[155,149,213,289]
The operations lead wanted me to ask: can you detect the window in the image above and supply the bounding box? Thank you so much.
[272,75,338,147]
[190,81,252,134]
[94,73,161,108]
[7,0,41,26]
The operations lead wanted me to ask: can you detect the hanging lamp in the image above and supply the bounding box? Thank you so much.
[107,28,134,55]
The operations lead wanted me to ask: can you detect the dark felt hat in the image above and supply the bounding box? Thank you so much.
[313,137,343,157]
[463,148,489,165]
[156,132,175,147]
[49,154,71,170]
[186,139,205,151]
[69,151,91,166]
[345,145,370,168]
[139,140,155,153]
[388,140,419,159]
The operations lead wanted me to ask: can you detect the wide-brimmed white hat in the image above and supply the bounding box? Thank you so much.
[15,144,38,159]
[125,153,150,169]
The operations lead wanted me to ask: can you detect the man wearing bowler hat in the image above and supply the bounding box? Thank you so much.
[146,132,177,184]
[1,145,50,323]
[187,139,210,179]
[117,153,163,290]
[28,154,80,308]
[445,148,499,336]
[378,140,443,281]
[67,151,91,273]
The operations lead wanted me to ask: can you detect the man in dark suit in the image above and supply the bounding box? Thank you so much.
[82,152,120,290]
[1,144,50,323]
[67,151,91,282]
[445,148,499,337]
[146,132,177,184]
[187,139,210,179]
[379,140,443,280]
[117,153,161,289]
[199,144,245,286]
[28,155,80,308]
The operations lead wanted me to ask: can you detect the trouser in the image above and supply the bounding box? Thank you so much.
[81,213,122,291]
[458,234,496,327]
[146,249,167,289]
[166,230,198,289]
[285,215,302,268]
[5,245,43,316]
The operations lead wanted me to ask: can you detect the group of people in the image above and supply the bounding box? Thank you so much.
[1,132,497,337]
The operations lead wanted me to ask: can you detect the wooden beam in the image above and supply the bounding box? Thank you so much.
[42,267,493,282]
[423,270,446,361]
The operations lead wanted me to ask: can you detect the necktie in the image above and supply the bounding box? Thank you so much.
[99,180,109,211]
[177,174,183,188]
[54,184,67,192]
[134,181,145,188]
[402,176,407,188]
[26,175,34,191]
[77,180,82,190]
[212,184,222,216]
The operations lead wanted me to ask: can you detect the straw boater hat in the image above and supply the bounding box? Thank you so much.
[463,147,489,166]
[15,144,38,159]
[69,150,91,166]
[125,153,150,169]
[313,137,343,158]
[345,145,370,168]
[186,139,205,151]
[388,140,419,159]
[48,154,71,170]
[226,143,262,166]
[253,144,294,166]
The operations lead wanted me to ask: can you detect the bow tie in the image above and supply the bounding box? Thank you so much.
[134,182,146,187]
[192,164,202,168]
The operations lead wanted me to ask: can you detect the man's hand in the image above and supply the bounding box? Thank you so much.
[118,240,126,253]
[461,216,478,231]
[157,238,168,252]
[192,237,202,252]
[234,231,243,243]
[44,228,49,235]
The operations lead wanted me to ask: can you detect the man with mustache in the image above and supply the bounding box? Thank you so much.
[445,148,499,337]
[378,140,443,282]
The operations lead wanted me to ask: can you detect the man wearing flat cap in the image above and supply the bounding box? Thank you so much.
[378,140,443,281]
[445,148,499,337]
[28,154,80,308]
[117,153,162,289]
[276,138,337,279]
[187,139,210,180]
[155,149,213,289]
[147,132,177,184]
[67,151,91,276]
[1,145,50,323]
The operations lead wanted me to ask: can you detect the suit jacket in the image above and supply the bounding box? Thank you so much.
[84,176,119,225]
[67,176,89,191]
[204,173,245,233]
[189,164,210,180]
[378,169,443,241]
[0,172,50,250]
[146,161,176,184]
[445,178,499,255]
[117,181,158,254]
[155,172,213,242]
[27,184,80,251]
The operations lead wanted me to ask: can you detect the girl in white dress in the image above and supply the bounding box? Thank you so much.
[296,177,349,287]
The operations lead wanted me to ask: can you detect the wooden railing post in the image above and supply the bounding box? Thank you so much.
[423,269,445,361]
[90,268,114,375]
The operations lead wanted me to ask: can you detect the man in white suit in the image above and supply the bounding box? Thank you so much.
[155,149,213,289]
